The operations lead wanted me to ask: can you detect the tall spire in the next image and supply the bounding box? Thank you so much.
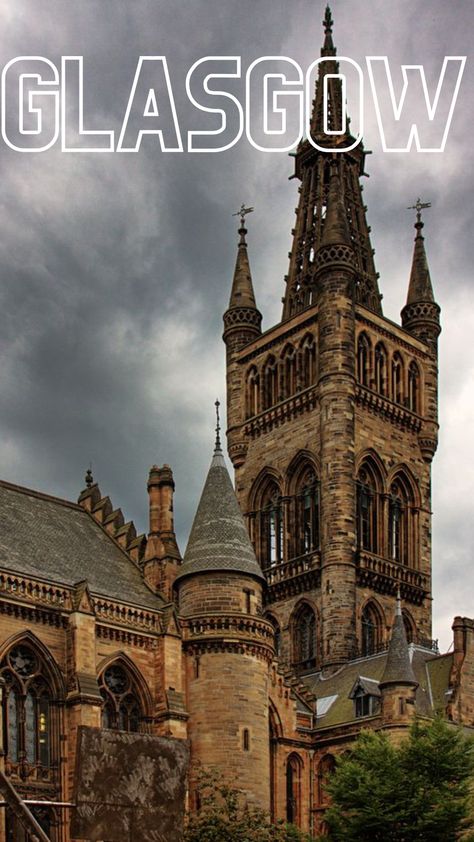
[320,163,351,247]
[282,7,382,320]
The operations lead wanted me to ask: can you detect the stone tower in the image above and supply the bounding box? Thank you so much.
[175,412,274,808]
[223,6,440,673]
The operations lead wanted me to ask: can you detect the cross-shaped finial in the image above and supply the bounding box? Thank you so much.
[232,204,254,227]
[214,399,222,452]
[323,5,333,34]
[407,197,431,224]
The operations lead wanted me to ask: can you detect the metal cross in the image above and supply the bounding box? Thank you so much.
[232,204,254,226]
[407,197,431,223]
[214,399,221,451]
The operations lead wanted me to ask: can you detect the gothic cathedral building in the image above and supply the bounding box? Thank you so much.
[0,6,472,842]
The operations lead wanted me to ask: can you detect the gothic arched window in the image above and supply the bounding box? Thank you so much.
[260,482,284,568]
[388,477,413,565]
[403,610,415,645]
[245,366,260,418]
[301,335,316,389]
[375,343,387,396]
[408,361,420,413]
[1,643,53,769]
[391,353,404,405]
[99,663,143,732]
[356,463,380,553]
[293,604,317,669]
[357,333,371,387]
[263,356,279,409]
[361,603,383,656]
[317,754,336,805]
[286,754,302,826]
[282,346,297,399]
[297,469,320,555]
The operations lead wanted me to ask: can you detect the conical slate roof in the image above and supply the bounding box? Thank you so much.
[175,443,264,584]
[380,598,418,688]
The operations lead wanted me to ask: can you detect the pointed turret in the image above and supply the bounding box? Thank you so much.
[223,206,262,352]
[401,200,441,349]
[320,163,352,248]
[175,403,264,584]
[380,595,418,725]
[380,596,417,689]
[282,7,382,319]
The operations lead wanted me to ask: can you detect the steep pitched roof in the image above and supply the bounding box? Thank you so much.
[175,446,264,583]
[380,600,418,687]
[0,480,163,609]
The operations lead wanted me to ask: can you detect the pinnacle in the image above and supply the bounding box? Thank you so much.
[406,219,435,306]
[228,224,258,311]
[380,603,418,688]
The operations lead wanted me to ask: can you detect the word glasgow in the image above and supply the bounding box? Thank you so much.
[1,55,466,154]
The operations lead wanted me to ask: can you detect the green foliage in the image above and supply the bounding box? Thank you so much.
[324,718,474,842]
[184,768,311,842]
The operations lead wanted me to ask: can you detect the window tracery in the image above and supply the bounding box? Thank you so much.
[1,643,52,770]
[361,603,383,656]
[293,604,317,669]
[357,333,371,386]
[99,663,142,732]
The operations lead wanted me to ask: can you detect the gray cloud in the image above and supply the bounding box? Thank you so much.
[0,0,472,651]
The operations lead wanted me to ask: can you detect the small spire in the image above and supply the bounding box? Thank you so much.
[85,466,93,489]
[405,198,435,305]
[214,399,222,453]
[227,204,259,311]
[380,595,418,688]
[322,5,335,56]
[321,163,352,247]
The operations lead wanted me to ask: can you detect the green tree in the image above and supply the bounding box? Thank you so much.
[184,768,311,842]
[324,718,474,842]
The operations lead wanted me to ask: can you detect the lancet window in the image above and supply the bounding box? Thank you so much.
[293,604,317,669]
[301,335,316,389]
[408,361,420,413]
[245,366,260,418]
[356,464,379,553]
[388,478,412,565]
[357,333,371,387]
[262,356,279,409]
[361,603,383,656]
[283,346,297,399]
[317,754,336,805]
[297,469,320,554]
[374,343,387,396]
[286,754,302,826]
[391,353,404,405]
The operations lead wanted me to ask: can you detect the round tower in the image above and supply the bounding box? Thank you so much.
[175,406,273,810]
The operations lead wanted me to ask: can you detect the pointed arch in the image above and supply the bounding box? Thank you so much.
[262,354,279,409]
[391,351,404,405]
[248,469,284,569]
[291,600,317,670]
[408,360,421,413]
[245,365,260,418]
[281,343,297,399]
[374,342,388,396]
[357,332,372,387]
[387,466,419,566]
[285,452,320,558]
[402,608,416,645]
[286,753,303,826]
[97,652,153,720]
[0,632,65,772]
[317,753,336,805]
[265,613,282,657]
[356,454,384,554]
[360,599,385,655]
[299,332,317,389]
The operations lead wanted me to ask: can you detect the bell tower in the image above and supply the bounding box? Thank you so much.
[223,6,440,673]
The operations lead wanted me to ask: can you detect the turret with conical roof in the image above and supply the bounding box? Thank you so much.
[176,405,273,810]
[401,201,441,351]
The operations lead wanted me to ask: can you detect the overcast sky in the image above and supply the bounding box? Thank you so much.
[0,0,472,652]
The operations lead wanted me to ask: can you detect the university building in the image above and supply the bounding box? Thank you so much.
[0,6,472,841]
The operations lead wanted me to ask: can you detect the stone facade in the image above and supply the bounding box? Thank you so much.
[0,7,471,842]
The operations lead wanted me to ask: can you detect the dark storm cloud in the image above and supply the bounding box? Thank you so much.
[0,0,472,650]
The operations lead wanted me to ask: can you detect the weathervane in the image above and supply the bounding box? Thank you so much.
[407,197,431,224]
[232,204,254,227]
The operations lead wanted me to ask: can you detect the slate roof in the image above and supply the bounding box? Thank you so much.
[0,480,163,610]
[175,447,264,583]
[302,645,451,730]
[380,603,418,687]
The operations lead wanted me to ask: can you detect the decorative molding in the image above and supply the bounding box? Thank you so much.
[96,624,159,650]
[355,385,422,432]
